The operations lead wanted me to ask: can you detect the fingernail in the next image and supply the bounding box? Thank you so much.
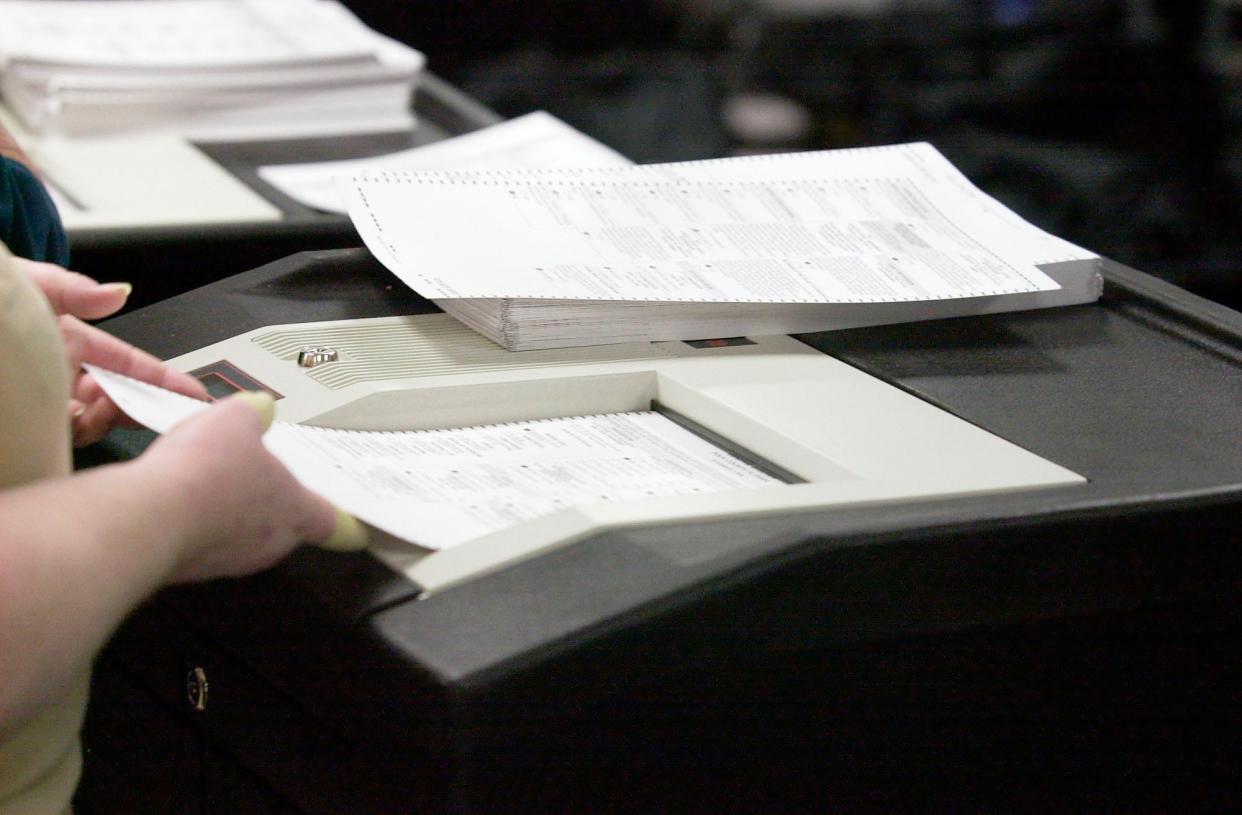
[231,390,276,430]
[69,400,86,419]
[320,507,368,551]
[103,282,133,300]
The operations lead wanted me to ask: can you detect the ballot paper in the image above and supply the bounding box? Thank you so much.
[0,0,378,68]
[339,141,1101,350]
[0,0,424,139]
[257,111,632,214]
[342,142,1076,304]
[86,365,784,550]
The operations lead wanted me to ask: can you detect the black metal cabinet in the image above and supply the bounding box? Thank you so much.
[78,250,1242,813]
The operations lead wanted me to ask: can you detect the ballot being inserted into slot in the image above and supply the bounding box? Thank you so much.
[89,315,1086,593]
[86,364,788,550]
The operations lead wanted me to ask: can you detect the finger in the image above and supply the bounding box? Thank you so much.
[19,258,132,319]
[60,316,208,401]
[196,390,279,442]
[317,507,368,551]
[218,392,365,551]
[12,255,132,320]
[230,390,276,430]
[73,378,146,433]
[72,396,123,447]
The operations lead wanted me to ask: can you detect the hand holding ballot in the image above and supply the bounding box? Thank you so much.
[137,390,365,581]
[21,253,370,561]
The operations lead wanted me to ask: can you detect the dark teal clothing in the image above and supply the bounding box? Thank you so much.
[0,155,69,266]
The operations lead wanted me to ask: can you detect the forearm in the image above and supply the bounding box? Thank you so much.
[0,457,196,730]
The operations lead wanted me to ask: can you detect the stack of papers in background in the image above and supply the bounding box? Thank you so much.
[339,141,1103,350]
[0,0,424,140]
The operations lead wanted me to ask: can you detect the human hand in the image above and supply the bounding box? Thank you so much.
[7,255,210,443]
[59,315,210,445]
[138,391,367,583]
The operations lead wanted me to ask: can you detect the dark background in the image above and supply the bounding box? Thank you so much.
[347,0,1242,310]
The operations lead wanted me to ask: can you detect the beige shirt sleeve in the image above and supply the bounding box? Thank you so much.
[0,241,72,488]
[0,241,86,815]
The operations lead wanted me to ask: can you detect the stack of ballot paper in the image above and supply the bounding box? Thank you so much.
[339,141,1103,350]
[0,0,424,140]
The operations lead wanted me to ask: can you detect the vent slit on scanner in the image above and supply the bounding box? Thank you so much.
[250,314,677,390]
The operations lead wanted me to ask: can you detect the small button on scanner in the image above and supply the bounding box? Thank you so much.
[297,347,339,368]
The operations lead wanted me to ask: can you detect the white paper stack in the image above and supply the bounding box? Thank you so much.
[0,0,425,140]
[340,142,1104,351]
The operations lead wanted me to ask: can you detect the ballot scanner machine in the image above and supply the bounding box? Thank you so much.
[79,249,1241,813]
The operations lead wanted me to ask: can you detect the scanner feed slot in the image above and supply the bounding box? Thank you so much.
[303,368,806,486]
[652,403,805,485]
[301,370,657,431]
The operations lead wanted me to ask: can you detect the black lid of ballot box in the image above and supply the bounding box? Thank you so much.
[84,249,1242,814]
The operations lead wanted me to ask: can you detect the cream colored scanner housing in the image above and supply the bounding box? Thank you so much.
[170,314,1084,593]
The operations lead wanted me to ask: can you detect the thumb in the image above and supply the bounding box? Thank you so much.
[228,390,367,552]
[229,390,276,430]
[320,508,369,551]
